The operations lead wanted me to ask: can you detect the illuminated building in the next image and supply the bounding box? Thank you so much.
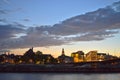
[97,53,107,61]
[71,51,84,62]
[86,50,98,62]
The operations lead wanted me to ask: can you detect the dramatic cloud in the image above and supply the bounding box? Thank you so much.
[50,6,120,35]
[0,27,65,49]
[0,1,120,49]
[0,24,25,41]
[48,1,120,41]
[70,30,119,41]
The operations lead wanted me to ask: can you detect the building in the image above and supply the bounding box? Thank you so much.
[103,53,118,60]
[71,51,85,62]
[58,48,72,63]
[23,47,35,63]
[86,50,98,62]
[37,54,56,64]
[86,51,118,62]
[97,53,107,61]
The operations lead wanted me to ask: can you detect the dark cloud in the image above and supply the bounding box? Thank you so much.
[0,24,25,41]
[0,1,120,49]
[13,22,26,28]
[0,29,65,49]
[70,30,119,41]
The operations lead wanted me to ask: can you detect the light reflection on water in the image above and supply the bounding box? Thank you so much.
[0,73,120,80]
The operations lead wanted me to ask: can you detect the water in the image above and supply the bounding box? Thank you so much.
[0,73,120,80]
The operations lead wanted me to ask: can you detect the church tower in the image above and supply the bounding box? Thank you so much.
[62,48,65,55]
[31,47,33,51]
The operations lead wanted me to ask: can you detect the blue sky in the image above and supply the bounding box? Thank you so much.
[1,0,120,26]
[0,0,120,56]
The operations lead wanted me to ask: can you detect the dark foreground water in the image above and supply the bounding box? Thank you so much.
[0,73,120,80]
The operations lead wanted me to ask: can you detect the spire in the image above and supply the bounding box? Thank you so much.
[31,47,33,51]
[62,48,65,55]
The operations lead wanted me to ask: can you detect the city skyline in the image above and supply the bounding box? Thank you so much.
[0,0,120,57]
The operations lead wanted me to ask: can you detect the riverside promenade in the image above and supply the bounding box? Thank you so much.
[0,59,120,73]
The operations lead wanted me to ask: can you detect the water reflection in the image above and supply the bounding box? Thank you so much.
[0,73,120,80]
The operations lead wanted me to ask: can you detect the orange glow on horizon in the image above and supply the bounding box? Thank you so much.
[10,46,120,58]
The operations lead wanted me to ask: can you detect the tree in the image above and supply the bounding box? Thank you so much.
[36,51,43,55]
[35,51,43,64]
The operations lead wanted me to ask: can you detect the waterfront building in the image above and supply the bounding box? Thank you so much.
[97,53,107,61]
[71,51,84,62]
[97,53,118,61]
[39,54,56,64]
[0,50,14,63]
[23,47,35,63]
[104,54,118,60]
[86,50,98,62]
[58,48,73,63]
[2,54,15,64]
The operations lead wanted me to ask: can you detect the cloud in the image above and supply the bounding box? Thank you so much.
[69,30,119,41]
[0,24,25,41]
[50,7,120,36]
[111,1,120,12]
[2,0,10,4]
[0,1,120,49]
[0,9,8,14]
[13,22,26,28]
[0,18,7,23]
[0,27,65,49]
[23,19,30,22]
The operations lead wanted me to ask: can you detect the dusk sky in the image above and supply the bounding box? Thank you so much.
[0,0,120,57]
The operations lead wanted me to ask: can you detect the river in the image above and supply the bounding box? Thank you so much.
[0,73,120,80]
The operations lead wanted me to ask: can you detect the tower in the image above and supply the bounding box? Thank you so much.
[31,47,33,51]
[62,48,65,55]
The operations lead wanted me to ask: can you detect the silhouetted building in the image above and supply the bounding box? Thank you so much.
[39,54,55,64]
[58,48,72,63]
[23,47,35,63]
[24,47,35,57]
[103,53,118,60]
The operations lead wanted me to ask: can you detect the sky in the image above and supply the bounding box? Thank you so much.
[0,0,120,57]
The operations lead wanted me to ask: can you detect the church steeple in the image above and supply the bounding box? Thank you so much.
[62,48,65,55]
[31,47,33,51]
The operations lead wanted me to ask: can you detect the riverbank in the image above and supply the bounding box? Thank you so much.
[0,64,120,73]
